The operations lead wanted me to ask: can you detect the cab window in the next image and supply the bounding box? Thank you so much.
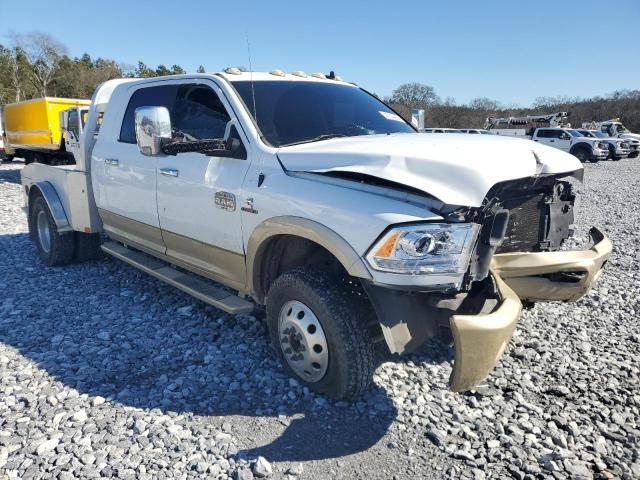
[119,85,178,143]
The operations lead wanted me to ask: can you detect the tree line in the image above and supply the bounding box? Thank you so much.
[0,32,204,104]
[1,31,638,133]
[386,83,640,132]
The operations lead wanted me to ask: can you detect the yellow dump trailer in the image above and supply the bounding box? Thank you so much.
[3,97,90,163]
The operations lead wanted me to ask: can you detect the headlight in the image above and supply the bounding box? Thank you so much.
[366,223,480,275]
[597,142,607,149]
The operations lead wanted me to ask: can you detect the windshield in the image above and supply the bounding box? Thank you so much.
[231,80,414,147]
[591,131,607,138]
[618,124,630,133]
[579,130,596,137]
[567,129,583,137]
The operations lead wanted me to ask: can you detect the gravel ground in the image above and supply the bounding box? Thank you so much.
[0,159,638,479]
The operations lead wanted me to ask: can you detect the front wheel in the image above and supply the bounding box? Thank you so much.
[266,268,379,399]
[29,195,76,266]
[572,147,592,163]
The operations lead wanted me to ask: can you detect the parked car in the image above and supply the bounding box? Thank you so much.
[458,129,495,135]
[20,70,611,399]
[420,127,462,133]
[575,129,631,160]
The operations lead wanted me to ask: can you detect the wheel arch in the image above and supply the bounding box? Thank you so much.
[247,216,372,303]
[569,142,591,154]
[28,182,72,233]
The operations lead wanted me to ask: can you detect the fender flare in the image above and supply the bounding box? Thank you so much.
[246,216,372,301]
[28,182,72,232]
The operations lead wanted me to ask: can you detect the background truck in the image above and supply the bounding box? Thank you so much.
[2,97,90,165]
[575,128,632,160]
[582,119,640,157]
[20,72,610,399]
[486,113,608,162]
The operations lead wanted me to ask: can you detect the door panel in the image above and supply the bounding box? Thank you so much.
[92,136,163,252]
[156,82,251,287]
[157,152,250,284]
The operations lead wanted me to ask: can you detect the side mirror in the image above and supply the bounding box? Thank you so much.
[560,133,570,140]
[135,106,172,156]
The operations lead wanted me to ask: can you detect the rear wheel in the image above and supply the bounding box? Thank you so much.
[29,195,76,266]
[266,268,378,399]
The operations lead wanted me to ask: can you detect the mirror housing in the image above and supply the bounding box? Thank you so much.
[135,106,172,156]
[560,133,570,140]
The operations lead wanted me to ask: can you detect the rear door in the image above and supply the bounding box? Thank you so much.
[91,83,177,253]
[156,81,251,288]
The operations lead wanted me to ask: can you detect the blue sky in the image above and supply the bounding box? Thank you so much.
[2,0,638,106]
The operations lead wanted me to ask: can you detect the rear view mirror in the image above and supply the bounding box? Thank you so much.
[135,106,172,156]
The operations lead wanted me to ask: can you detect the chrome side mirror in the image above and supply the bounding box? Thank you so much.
[135,106,172,156]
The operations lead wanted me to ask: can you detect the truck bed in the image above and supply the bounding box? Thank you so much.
[21,163,102,233]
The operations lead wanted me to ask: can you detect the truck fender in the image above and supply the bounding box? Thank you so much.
[246,216,372,300]
[28,182,72,233]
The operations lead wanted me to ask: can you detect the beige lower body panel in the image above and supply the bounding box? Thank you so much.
[492,227,611,302]
[449,273,522,392]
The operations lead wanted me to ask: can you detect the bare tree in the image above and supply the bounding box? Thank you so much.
[469,97,501,111]
[390,83,439,107]
[11,31,68,96]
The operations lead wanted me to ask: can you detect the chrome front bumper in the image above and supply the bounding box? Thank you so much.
[449,227,611,391]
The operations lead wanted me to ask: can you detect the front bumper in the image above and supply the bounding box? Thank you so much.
[491,227,611,302]
[449,273,522,391]
[593,148,609,159]
[449,227,610,391]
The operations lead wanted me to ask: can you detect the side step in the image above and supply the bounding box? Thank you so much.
[101,241,254,315]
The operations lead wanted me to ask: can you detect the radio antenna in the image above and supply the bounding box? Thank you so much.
[246,32,257,123]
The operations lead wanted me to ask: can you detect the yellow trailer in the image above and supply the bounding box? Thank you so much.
[3,97,90,164]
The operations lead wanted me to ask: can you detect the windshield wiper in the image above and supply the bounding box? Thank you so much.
[282,133,348,147]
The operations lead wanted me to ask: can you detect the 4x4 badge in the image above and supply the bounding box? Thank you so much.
[214,191,236,211]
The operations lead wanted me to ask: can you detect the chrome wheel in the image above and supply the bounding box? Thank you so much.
[278,300,329,383]
[36,210,52,254]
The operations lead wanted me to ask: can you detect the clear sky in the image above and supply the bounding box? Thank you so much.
[2,0,638,106]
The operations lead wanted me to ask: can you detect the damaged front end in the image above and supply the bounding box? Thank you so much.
[363,172,611,392]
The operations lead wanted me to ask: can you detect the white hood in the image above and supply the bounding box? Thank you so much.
[277,133,582,207]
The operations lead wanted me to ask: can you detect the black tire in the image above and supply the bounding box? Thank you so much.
[630,151,639,159]
[266,268,378,400]
[572,146,592,163]
[29,195,76,267]
[74,232,102,262]
[1,156,13,163]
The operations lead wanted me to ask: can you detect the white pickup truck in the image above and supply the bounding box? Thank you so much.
[20,71,611,399]
[496,127,609,163]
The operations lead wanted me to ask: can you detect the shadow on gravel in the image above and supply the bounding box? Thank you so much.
[0,232,402,462]
[0,164,23,185]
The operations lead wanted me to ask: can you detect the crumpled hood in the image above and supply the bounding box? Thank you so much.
[277,133,582,207]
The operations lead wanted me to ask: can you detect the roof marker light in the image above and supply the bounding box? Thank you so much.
[224,67,242,75]
[311,72,326,79]
[291,70,307,78]
[270,69,286,77]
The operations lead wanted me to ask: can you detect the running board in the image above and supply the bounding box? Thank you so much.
[101,241,254,315]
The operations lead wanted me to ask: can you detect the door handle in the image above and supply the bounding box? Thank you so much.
[550,140,555,142]
[160,168,179,177]
[105,158,119,166]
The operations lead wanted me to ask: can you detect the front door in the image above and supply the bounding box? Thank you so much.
[156,82,251,289]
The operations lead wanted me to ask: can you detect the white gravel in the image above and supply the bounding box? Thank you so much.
[0,159,638,479]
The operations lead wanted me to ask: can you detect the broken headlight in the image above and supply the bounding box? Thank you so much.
[366,223,480,275]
